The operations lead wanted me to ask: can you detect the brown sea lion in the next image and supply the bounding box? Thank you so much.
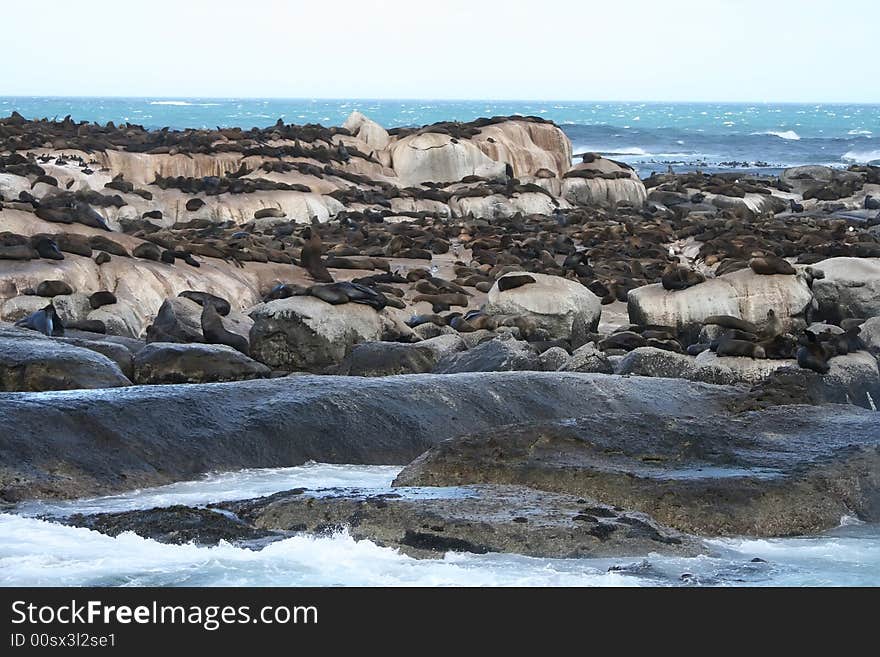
[300,227,333,283]
[201,302,249,355]
[497,274,537,292]
[750,255,796,276]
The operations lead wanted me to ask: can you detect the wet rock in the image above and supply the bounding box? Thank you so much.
[133,342,271,385]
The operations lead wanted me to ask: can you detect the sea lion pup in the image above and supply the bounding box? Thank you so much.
[15,304,63,337]
[761,309,785,339]
[299,227,333,283]
[89,291,117,309]
[797,331,830,374]
[201,302,249,355]
[750,255,796,276]
[30,236,64,260]
[789,199,805,213]
[716,337,766,359]
[703,315,759,334]
[412,293,470,313]
[660,262,705,291]
[179,290,231,316]
[497,274,536,292]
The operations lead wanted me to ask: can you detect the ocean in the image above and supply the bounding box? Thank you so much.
[3,97,880,176]
[3,464,878,587]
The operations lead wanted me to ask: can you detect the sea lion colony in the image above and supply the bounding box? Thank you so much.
[1,111,879,395]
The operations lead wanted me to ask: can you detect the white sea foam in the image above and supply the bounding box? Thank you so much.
[842,149,880,164]
[848,129,873,136]
[149,101,221,107]
[755,130,801,140]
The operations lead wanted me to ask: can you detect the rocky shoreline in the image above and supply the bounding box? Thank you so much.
[2,110,880,560]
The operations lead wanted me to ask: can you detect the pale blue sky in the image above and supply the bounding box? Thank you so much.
[3,0,876,102]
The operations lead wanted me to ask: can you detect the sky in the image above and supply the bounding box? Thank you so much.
[3,0,877,103]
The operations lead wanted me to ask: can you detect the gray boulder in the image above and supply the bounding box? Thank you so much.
[133,342,271,385]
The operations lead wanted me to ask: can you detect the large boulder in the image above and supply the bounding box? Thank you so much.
[393,405,880,537]
[432,337,541,374]
[0,325,131,391]
[146,296,251,344]
[248,296,387,371]
[810,257,880,321]
[342,111,390,152]
[485,272,601,342]
[471,120,573,179]
[628,268,813,332]
[337,334,465,377]
[0,372,739,501]
[133,342,270,385]
[862,317,880,355]
[390,132,506,185]
[561,155,647,207]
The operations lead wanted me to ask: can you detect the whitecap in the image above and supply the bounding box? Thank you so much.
[754,130,801,140]
[842,149,880,164]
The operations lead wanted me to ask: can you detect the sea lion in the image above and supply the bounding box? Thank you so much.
[412,293,470,313]
[185,198,205,212]
[789,199,804,213]
[89,235,128,257]
[15,304,64,337]
[661,263,705,291]
[35,280,73,297]
[179,290,231,316]
[702,315,758,334]
[497,274,536,292]
[132,242,162,261]
[300,227,333,283]
[201,302,249,355]
[797,332,830,374]
[750,256,796,276]
[761,309,785,339]
[89,291,117,309]
[31,236,64,260]
[716,338,765,359]
[263,283,308,301]
[94,251,111,265]
[865,195,880,211]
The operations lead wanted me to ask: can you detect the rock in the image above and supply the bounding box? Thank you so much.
[337,334,466,377]
[537,346,570,371]
[0,372,737,501]
[393,405,880,537]
[862,317,880,355]
[0,325,131,392]
[0,295,48,323]
[558,342,614,374]
[227,485,698,559]
[561,155,647,206]
[132,342,271,385]
[811,257,880,321]
[343,111,390,152]
[628,268,813,332]
[391,132,505,185]
[248,296,386,371]
[432,337,541,373]
[471,119,573,179]
[485,272,601,342]
[51,292,92,325]
[35,280,73,297]
[65,506,274,546]
[54,336,135,379]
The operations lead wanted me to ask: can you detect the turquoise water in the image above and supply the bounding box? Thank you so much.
[3,97,879,175]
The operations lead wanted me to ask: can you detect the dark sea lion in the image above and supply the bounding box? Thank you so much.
[300,227,333,283]
[757,334,797,359]
[15,304,64,337]
[160,250,176,264]
[308,284,350,305]
[686,343,710,356]
[201,302,249,355]
[89,291,117,309]
[716,338,765,359]
[661,264,705,291]
[142,210,163,220]
[789,199,804,213]
[312,282,387,310]
[185,198,205,212]
[31,236,64,260]
[132,242,162,261]
[74,202,111,231]
[35,280,73,297]
[761,309,784,339]
[598,331,647,351]
[263,283,308,301]
[702,315,758,334]
[797,332,830,374]
[412,293,469,313]
[749,256,796,276]
[89,235,128,257]
[54,233,92,257]
[179,290,231,316]
[865,195,880,211]
[254,207,285,219]
[94,251,111,265]
[497,274,536,292]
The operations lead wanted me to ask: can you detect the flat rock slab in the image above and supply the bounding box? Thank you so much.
[0,372,738,502]
[394,405,880,537]
[59,485,702,559]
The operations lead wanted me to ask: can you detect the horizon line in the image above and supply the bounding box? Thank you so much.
[2,94,879,106]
